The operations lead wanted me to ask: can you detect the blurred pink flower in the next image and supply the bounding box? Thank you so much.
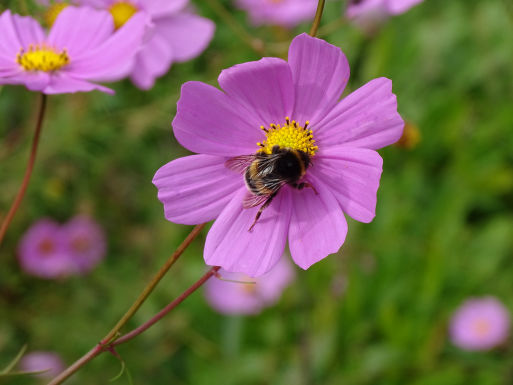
[153,33,403,277]
[75,0,215,90]
[346,0,423,30]
[0,7,146,94]
[62,216,107,274]
[205,256,294,315]
[18,216,106,279]
[450,297,510,351]
[19,351,65,379]
[236,0,317,28]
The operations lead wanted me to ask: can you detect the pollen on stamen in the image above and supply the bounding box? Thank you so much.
[17,44,70,72]
[257,117,318,156]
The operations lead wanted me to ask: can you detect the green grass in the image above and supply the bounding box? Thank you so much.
[1,0,513,384]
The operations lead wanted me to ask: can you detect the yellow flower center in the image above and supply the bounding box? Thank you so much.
[109,1,138,29]
[17,44,70,72]
[44,3,68,27]
[257,117,318,156]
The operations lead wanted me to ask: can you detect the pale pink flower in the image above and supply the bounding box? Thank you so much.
[346,0,423,29]
[236,0,317,28]
[0,7,146,94]
[19,351,65,379]
[450,297,510,351]
[205,256,294,315]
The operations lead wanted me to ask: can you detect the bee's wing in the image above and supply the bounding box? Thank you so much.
[243,191,269,208]
[225,155,255,174]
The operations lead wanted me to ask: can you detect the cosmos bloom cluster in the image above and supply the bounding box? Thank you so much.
[154,33,404,277]
[205,256,294,315]
[0,0,214,94]
[450,297,510,351]
[18,216,106,279]
[38,0,215,90]
[236,0,317,28]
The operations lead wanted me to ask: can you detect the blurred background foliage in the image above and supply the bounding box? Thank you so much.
[1,0,513,384]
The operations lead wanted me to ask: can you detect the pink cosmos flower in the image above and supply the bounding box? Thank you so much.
[0,7,146,94]
[450,297,510,351]
[61,216,107,274]
[236,0,318,28]
[205,255,294,315]
[18,216,106,279]
[346,0,423,22]
[18,219,74,279]
[74,0,215,90]
[153,33,403,277]
[19,351,65,379]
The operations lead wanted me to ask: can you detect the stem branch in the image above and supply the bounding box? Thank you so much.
[0,93,47,247]
[46,224,207,385]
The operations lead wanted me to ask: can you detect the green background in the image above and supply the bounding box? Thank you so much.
[1,0,513,384]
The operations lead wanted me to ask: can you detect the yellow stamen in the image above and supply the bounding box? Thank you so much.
[17,44,70,72]
[109,1,138,29]
[257,117,318,156]
[44,3,68,27]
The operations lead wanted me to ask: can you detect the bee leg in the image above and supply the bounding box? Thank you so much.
[293,182,319,195]
[248,193,277,232]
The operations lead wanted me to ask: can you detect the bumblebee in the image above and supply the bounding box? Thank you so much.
[226,145,317,231]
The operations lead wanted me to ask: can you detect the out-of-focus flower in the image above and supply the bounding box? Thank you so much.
[450,297,510,351]
[75,0,215,90]
[19,351,65,379]
[236,0,317,28]
[153,33,404,277]
[346,0,423,31]
[205,256,294,315]
[18,219,73,279]
[35,0,74,26]
[18,216,106,279]
[62,216,107,274]
[395,121,420,149]
[0,7,145,94]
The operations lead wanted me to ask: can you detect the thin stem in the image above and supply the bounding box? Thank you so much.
[101,223,206,345]
[112,266,221,346]
[204,0,265,55]
[47,265,220,385]
[0,93,47,247]
[309,0,326,37]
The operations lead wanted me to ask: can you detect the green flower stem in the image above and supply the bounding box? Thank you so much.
[309,0,326,37]
[46,224,208,385]
[0,93,47,248]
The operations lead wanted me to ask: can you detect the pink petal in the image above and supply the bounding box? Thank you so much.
[65,11,147,82]
[47,6,114,59]
[288,33,350,126]
[310,146,383,223]
[154,13,214,63]
[315,77,404,150]
[43,73,113,94]
[153,155,243,225]
[130,28,173,90]
[1,72,50,91]
[173,81,262,156]
[141,0,188,18]
[0,11,43,62]
[387,0,423,15]
[205,188,291,277]
[218,57,295,127]
[288,176,347,270]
